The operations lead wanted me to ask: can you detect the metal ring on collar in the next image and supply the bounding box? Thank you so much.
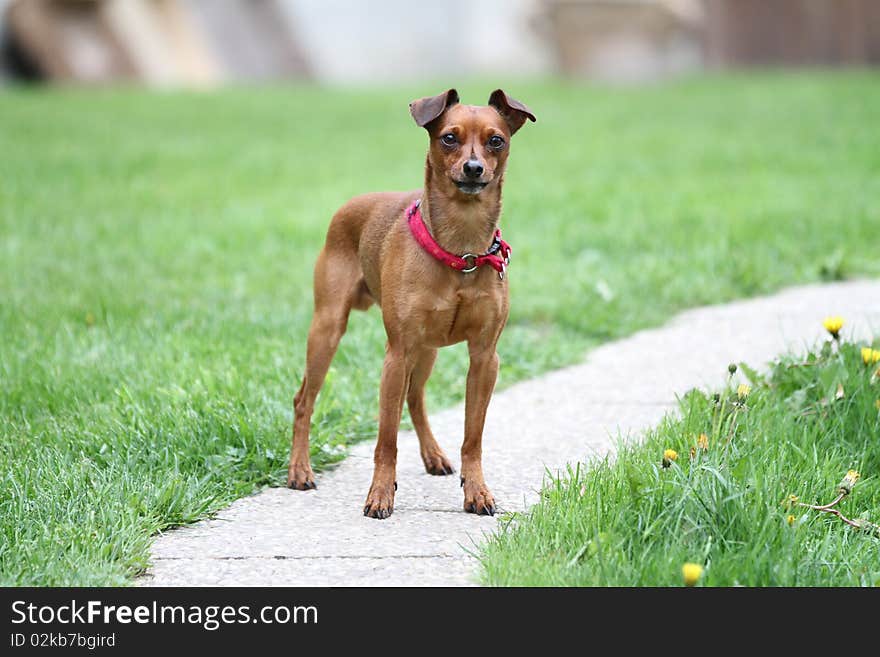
[460,253,478,273]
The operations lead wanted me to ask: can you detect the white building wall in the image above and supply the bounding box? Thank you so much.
[278,0,554,83]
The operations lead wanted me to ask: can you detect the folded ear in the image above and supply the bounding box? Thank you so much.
[409,88,460,129]
[488,89,536,135]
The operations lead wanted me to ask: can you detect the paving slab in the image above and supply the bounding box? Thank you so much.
[139,279,880,586]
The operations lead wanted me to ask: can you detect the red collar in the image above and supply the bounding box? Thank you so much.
[406,200,511,279]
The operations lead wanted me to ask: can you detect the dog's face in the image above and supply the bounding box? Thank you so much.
[428,104,511,195]
[410,89,535,197]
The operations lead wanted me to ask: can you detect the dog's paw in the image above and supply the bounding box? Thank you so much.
[363,483,395,520]
[421,450,455,476]
[462,479,496,516]
[287,461,316,491]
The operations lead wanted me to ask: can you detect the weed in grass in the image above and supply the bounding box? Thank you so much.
[480,333,880,586]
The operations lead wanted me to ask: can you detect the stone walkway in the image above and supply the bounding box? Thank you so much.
[139,280,880,586]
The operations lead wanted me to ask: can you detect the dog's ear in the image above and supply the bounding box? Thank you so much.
[409,88,460,129]
[488,89,536,135]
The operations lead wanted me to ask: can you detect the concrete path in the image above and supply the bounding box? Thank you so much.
[140,280,880,586]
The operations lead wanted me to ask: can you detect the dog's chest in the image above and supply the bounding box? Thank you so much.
[412,284,506,348]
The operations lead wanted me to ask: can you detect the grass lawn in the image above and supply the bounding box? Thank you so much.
[1,73,879,585]
[478,338,880,586]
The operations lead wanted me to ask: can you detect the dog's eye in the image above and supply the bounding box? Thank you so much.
[440,133,457,146]
[488,135,505,149]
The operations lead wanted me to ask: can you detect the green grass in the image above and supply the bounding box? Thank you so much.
[479,339,880,586]
[1,73,879,585]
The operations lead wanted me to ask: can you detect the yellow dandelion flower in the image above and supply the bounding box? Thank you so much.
[839,470,861,495]
[823,316,844,339]
[737,383,751,399]
[863,347,875,365]
[787,514,796,526]
[662,449,678,468]
[697,433,709,451]
[874,350,880,364]
[782,494,798,507]
[682,562,703,587]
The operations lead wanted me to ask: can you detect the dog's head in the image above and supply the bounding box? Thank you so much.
[410,89,535,197]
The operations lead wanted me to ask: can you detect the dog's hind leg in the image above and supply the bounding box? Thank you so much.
[406,348,454,475]
[287,246,368,490]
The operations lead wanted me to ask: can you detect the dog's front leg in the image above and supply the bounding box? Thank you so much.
[363,343,408,519]
[460,345,499,515]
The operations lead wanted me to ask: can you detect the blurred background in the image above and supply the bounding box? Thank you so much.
[2,0,879,87]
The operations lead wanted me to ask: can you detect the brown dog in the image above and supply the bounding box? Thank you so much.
[287,88,535,519]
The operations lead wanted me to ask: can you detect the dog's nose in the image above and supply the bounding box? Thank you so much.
[462,159,484,179]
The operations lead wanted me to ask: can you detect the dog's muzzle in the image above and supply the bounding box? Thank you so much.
[454,180,488,194]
